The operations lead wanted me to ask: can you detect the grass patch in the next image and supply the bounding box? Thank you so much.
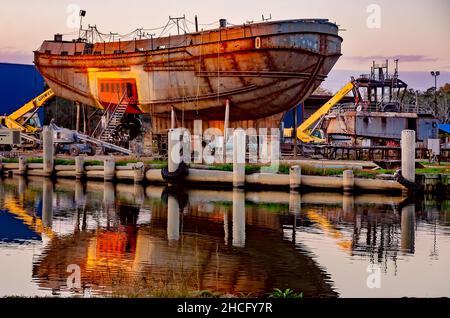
[144,160,168,169]
[54,159,75,166]
[84,160,104,167]
[1,158,19,163]
[27,158,43,164]
[116,159,138,167]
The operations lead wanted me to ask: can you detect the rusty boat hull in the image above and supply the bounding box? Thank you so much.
[34,19,342,131]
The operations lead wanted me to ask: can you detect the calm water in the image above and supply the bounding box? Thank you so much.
[0,176,449,298]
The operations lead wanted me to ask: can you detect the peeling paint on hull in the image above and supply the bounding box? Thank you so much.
[34,19,342,129]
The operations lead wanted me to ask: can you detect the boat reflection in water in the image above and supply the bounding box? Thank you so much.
[0,177,449,298]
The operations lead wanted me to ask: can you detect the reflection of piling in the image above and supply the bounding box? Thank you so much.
[133,184,145,206]
[75,181,86,208]
[167,195,180,242]
[103,182,115,206]
[223,207,229,245]
[232,189,246,248]
[43,126,54,177]
[342,194,354,216]
[401,204,416,253]
[233,130,246,188]
[42,178,53,228]
[289,191,301,215]
[18,176,26,195]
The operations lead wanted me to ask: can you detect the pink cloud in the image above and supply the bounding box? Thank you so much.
[0,50,34,65]
[343,55,438,63]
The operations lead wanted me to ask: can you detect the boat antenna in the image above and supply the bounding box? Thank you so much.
[262,14,272,22]
[169,15,187,35]
[195,15,199,33]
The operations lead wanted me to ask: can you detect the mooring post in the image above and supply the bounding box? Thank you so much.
[76,102,81,132]
[233,130,246,188]
[232,189,246,248]
[343,170,354,193]
[43,126,54,177]
[133,162,145,184]
[167,195,180,242]
[401,130,416,185]
[193,120,203,164]
[168,129,180,174]
[290,165,302,191]
[18,156,27,176]
[401,204,416,253]
[171,107,176,130]
[224,99,230,146]
[104,156,115,182]
[75,156,85,180]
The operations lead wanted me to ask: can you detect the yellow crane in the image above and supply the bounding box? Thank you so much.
[285,78,358,143]
[1,89,55,134]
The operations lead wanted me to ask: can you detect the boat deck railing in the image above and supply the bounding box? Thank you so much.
[329,102,435,116]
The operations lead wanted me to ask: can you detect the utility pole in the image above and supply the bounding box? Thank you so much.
[431,71,441,110]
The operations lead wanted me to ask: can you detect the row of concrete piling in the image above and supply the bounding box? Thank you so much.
[0,128,422,194]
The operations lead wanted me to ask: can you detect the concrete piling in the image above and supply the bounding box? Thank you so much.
[168,129,179,174]
[18,156,27,176]
[233,129,246,188]
[104,157,116,182]
[224,99,230,150]
[133,162,145,184]
[43,126,54,177]
[290,165,302,191]
[401,130,416,184]
[171,107,176,129]
[193,120,203,164]
[343,170,355,193]
[75,156,85,179]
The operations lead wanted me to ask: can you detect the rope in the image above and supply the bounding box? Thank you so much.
[394,170,421,192]
[195,30,204,116]
[161,161,189,183]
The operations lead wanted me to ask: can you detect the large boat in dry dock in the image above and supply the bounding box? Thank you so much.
[34,18,342,132]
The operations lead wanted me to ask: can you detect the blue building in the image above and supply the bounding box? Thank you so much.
[0,63,45,119]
